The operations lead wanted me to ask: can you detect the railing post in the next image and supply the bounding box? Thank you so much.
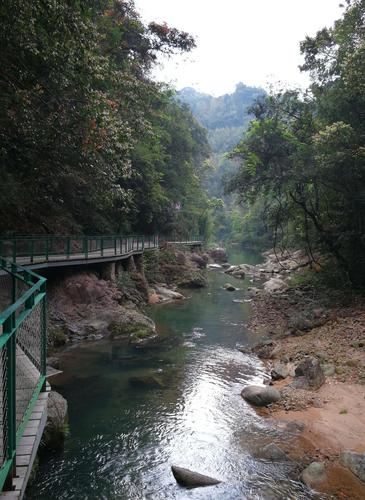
[114,236,117,255]
[142,235,145,251]
[101,237,104,257]
[45,237,49,262]
[65,237,70,259]
[30,239,34,264]
[4,312,16,488]
[12,239,16,264]
[41,286,47,380]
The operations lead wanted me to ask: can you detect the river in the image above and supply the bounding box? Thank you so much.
[26,248,315,499]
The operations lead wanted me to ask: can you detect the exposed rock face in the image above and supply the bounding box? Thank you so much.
[108,308,156,345]
[340,451,365,483]
[190,253,208,269]
[208,248,228,263]
[178,272,207,288]
[301,462,327,488]
[241,385,281,407]
[43,391,68,450]
[48,271,156,345]
[292,356,325,390]
[171,465,221,488]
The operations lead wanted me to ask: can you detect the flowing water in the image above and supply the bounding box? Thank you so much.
[27,248,315,500]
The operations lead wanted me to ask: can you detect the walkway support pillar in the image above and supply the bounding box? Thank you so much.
[101,262,116,281]
[133,254,145,276]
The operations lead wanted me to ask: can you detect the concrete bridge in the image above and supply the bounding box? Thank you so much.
[0,234,203,498]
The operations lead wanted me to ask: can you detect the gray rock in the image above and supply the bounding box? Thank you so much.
[224,283,236,291]
[43,391,68,450]
[351,339,365,348]
[292,356,325,390]
[241,385,281,407]
[46,357,60,369]
[208,248,228,263]
[171,465,221,488]
[321,363,335,377]
[207,263,222,270]
[264,277,288,294]
[271,362,289,380]
[129,375,164,388]
[155,286,184,300]
[261,443,289,461]
[250,341,279,360]
[301,462,326,488]
[340,451,365,482]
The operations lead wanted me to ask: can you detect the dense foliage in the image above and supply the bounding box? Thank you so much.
[227,0,365,285]
[0,0,210,237]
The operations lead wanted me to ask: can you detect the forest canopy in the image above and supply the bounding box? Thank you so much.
[0,0,210,237]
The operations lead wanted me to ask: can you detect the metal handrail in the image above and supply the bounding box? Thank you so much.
[0,259,47,491]
[0,234,203,266]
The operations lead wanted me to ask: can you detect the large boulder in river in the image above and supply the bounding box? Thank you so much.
[208,248,228,263]
[241,385,281,407]
[291,356,325,390]
[171,465,221,488]
[340,451,365,482]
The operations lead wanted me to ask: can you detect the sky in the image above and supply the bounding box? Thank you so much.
[134,0,344,96]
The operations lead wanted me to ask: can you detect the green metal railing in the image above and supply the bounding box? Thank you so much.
[0,234,203,267]
[0,235,160,265]
[0,259,46,491]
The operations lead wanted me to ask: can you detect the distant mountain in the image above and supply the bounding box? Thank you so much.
[177,83,265,153]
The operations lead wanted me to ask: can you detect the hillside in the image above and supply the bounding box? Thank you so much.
[178,83,265,153]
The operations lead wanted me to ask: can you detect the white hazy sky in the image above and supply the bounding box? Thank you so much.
[134,0,344,96]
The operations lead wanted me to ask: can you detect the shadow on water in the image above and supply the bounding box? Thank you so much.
[26,248,318,500]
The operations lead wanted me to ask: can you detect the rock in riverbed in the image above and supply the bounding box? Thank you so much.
[171,465,221,488]
[271,361,289,380]
[241,385,281,407]
[260,443,289,461]
[340,451,365,483]
[301,462,327,488]
[155,286,184,301]
[291,356,325,390]
[223,283,237,291]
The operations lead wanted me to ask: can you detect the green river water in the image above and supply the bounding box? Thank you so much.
[26,248,316,500]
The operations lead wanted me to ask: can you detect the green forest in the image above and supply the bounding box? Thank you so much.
[1,0,365,285]
[0,0,210,237]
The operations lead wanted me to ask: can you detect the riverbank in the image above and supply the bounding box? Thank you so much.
[46,244,210,354]
[242,251,365,497]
